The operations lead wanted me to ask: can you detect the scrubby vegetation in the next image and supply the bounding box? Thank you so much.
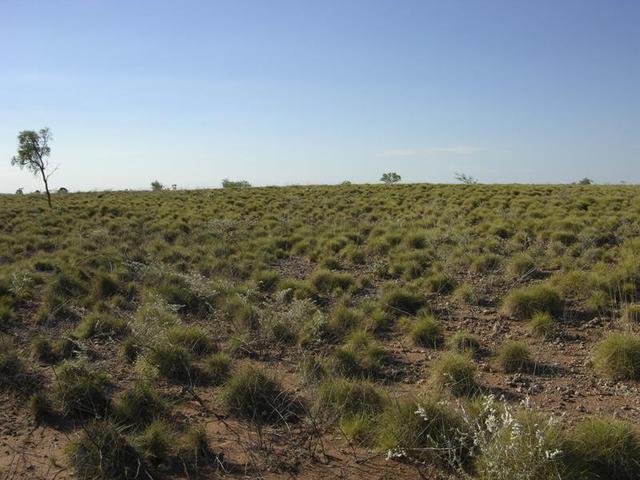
[1,184,640,478]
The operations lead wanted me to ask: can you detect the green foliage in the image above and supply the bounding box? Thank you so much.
[310,269,354,294]
[222,365,296,423]
[407,314,443,348]
[502,284,563,319]
[529,311,556,339]
[447,331,481,356]
[377,398,464,466]
[67,421,144,480]
[381,287,425,317]
[332,330,387,378]
[202,352,232,385]
[562,417,640,480]
[592,333,640,380]
[316,377,385,419]
[73,312,129,340]
[165,325,214,354]
[497,341,533,373]
[55,361,111,418]
[429,352,478,396]
[621,303,640,323]
[114,381,168,428]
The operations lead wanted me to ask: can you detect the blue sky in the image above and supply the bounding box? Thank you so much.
[1,0,638,192]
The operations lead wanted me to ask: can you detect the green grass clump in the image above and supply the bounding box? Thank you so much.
[621,304,640,323]
[114,382,168,428]
[202,352,232,385]
[73,312,129,340]
[254,269,280,292]
[429,352,478,396]
[147,343,200,384]
[166,325,214,354]
[507,254,535,277]
[562,417,640,480]
[67,420,144,480]
[497,341,533,373]
[332,330,387,378]
[381,287,426,317]
[447,331,481,356]
[407,314,444,348]
[316,377,385,420]
[310,269,354,294]
[222,365,296,423]
[28,391,52,420]
[55,361,111,418]
[137,420,175,467]
[377,398,465,466]
[0,335,28,390]
[471,253,502,273]
[529,311,556,339]
[592,333,640,380]
[501,284,563,319]
[176,426,218,473]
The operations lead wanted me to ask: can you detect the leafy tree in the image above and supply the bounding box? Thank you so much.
[151,180,164,191]
[222,179,251,188]
[380,172,401,184]
[454,172,478,185]
[15,188,23,195]
[578,177,593,185]
[10,128,56,208]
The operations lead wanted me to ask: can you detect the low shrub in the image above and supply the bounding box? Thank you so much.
[497,341,533,373]
[147,343,200,384]
[430,352,478,396]
[114,382,168,428]
[562,416,640,480]
[378,398,465,467]
[137,420,175,467]
[316,377,385,420]
[529,311,556,339]
[592,333,640,380]
[447,331,480,356]
[0,336,29,391]
[471,253,502,273]
[381,287,426,317]
[222,365,296,423]
[166,325,214,355]
[332,330,387,378]
[310,269,354,294]
[177,426,217,473]
[502,284,563,319]
[55,361,111,418]
[202,353,232,385]
[73,313,129,340]
[507,254,535,277]
[67,421,144,480]
[407,314,443,348]
[621,304,640,323]
[28,391,52,420]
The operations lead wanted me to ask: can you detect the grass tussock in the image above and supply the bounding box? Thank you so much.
[592,333,640,380]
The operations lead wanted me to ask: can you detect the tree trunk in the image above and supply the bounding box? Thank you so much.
[40,168,52,208]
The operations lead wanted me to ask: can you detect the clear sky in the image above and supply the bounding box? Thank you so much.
[1,0,638,192]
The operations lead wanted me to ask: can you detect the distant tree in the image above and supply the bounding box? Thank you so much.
[340,180,352,185]
[222,179,251,188]
[57,187,69,194]
[578,178,593,185]
[380,172,401,184]
[10,128,56,208]
[151,180,164,191]
[15,188,23,195]
[171,184,177,190]
[454,172,478,185]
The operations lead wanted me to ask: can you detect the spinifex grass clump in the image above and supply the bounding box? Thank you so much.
[222,365,297,423]
[67,420,144,480]
[406,313,444,348]
[592,333,640,380]
[114,381,168,429]
[378,398,465,467]
[429,352,478,396]
[332,330,387,378]
[562,416,640,480]
[529,311,556,339]
[447,331,481,356]
[502,284,563,319]
[381,287,426,317]
[55,361,111,418]
[497,341,533,373]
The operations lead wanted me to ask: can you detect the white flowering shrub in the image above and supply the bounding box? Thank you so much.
[384,396,563,480]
